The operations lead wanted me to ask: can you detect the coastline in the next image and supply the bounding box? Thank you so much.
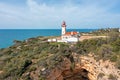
[0,29,96,48]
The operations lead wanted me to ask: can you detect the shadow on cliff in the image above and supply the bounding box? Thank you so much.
[62,68,89,80]
[45,54,90,80]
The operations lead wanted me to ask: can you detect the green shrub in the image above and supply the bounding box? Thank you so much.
[108,74,117,80]
[97,44,113,60]
[108,31,119,43]
[110,55,117,62]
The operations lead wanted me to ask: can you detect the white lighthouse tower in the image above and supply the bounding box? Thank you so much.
[61,21,66,35]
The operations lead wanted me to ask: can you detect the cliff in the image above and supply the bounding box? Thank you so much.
[38,53,120,80]
[0,30,119,80]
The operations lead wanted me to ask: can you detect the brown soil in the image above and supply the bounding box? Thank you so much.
[79,36,107,41]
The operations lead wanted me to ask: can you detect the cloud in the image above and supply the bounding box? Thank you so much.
[0,0,120,29]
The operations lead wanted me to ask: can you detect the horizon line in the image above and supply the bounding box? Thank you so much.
[0,28,119,30]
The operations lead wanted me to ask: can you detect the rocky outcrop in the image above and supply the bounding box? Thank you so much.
[46,56,89,80]
[41,53,120,80]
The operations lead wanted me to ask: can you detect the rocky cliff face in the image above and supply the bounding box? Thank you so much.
[0,35,119,80]
[41,53,120,80]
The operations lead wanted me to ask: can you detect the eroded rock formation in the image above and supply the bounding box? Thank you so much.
[41,53,120,80]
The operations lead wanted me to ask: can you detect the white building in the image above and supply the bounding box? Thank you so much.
[48,38,57,42]
[48,21,80,43]
[61,21,80,42]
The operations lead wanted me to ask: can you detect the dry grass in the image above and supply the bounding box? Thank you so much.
[79,36,107,41]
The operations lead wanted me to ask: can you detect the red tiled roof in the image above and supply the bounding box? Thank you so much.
[64,32,78,36]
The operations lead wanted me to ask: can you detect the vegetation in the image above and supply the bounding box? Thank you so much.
[75,28,120,62]
[0,28,119,80]
[108,74,117,80]
[97,73,105,79]
[91,28,119,36]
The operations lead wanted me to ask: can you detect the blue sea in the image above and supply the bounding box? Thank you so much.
[0,29,97,48]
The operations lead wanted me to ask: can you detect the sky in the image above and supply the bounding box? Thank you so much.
[0,0,120,29]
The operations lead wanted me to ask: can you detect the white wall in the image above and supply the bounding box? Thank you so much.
[62,36,79,42]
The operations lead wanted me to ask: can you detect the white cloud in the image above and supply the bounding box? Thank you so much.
[0,0,120,29]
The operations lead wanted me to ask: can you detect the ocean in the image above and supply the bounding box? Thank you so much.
[0,29,97,48]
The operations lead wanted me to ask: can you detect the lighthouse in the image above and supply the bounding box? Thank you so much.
[61,21,66,35]
[48,21,80,42]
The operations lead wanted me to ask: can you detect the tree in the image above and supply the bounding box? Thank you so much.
[97,44,113,60]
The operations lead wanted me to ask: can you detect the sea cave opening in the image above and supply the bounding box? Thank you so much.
[62,68,89,80]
